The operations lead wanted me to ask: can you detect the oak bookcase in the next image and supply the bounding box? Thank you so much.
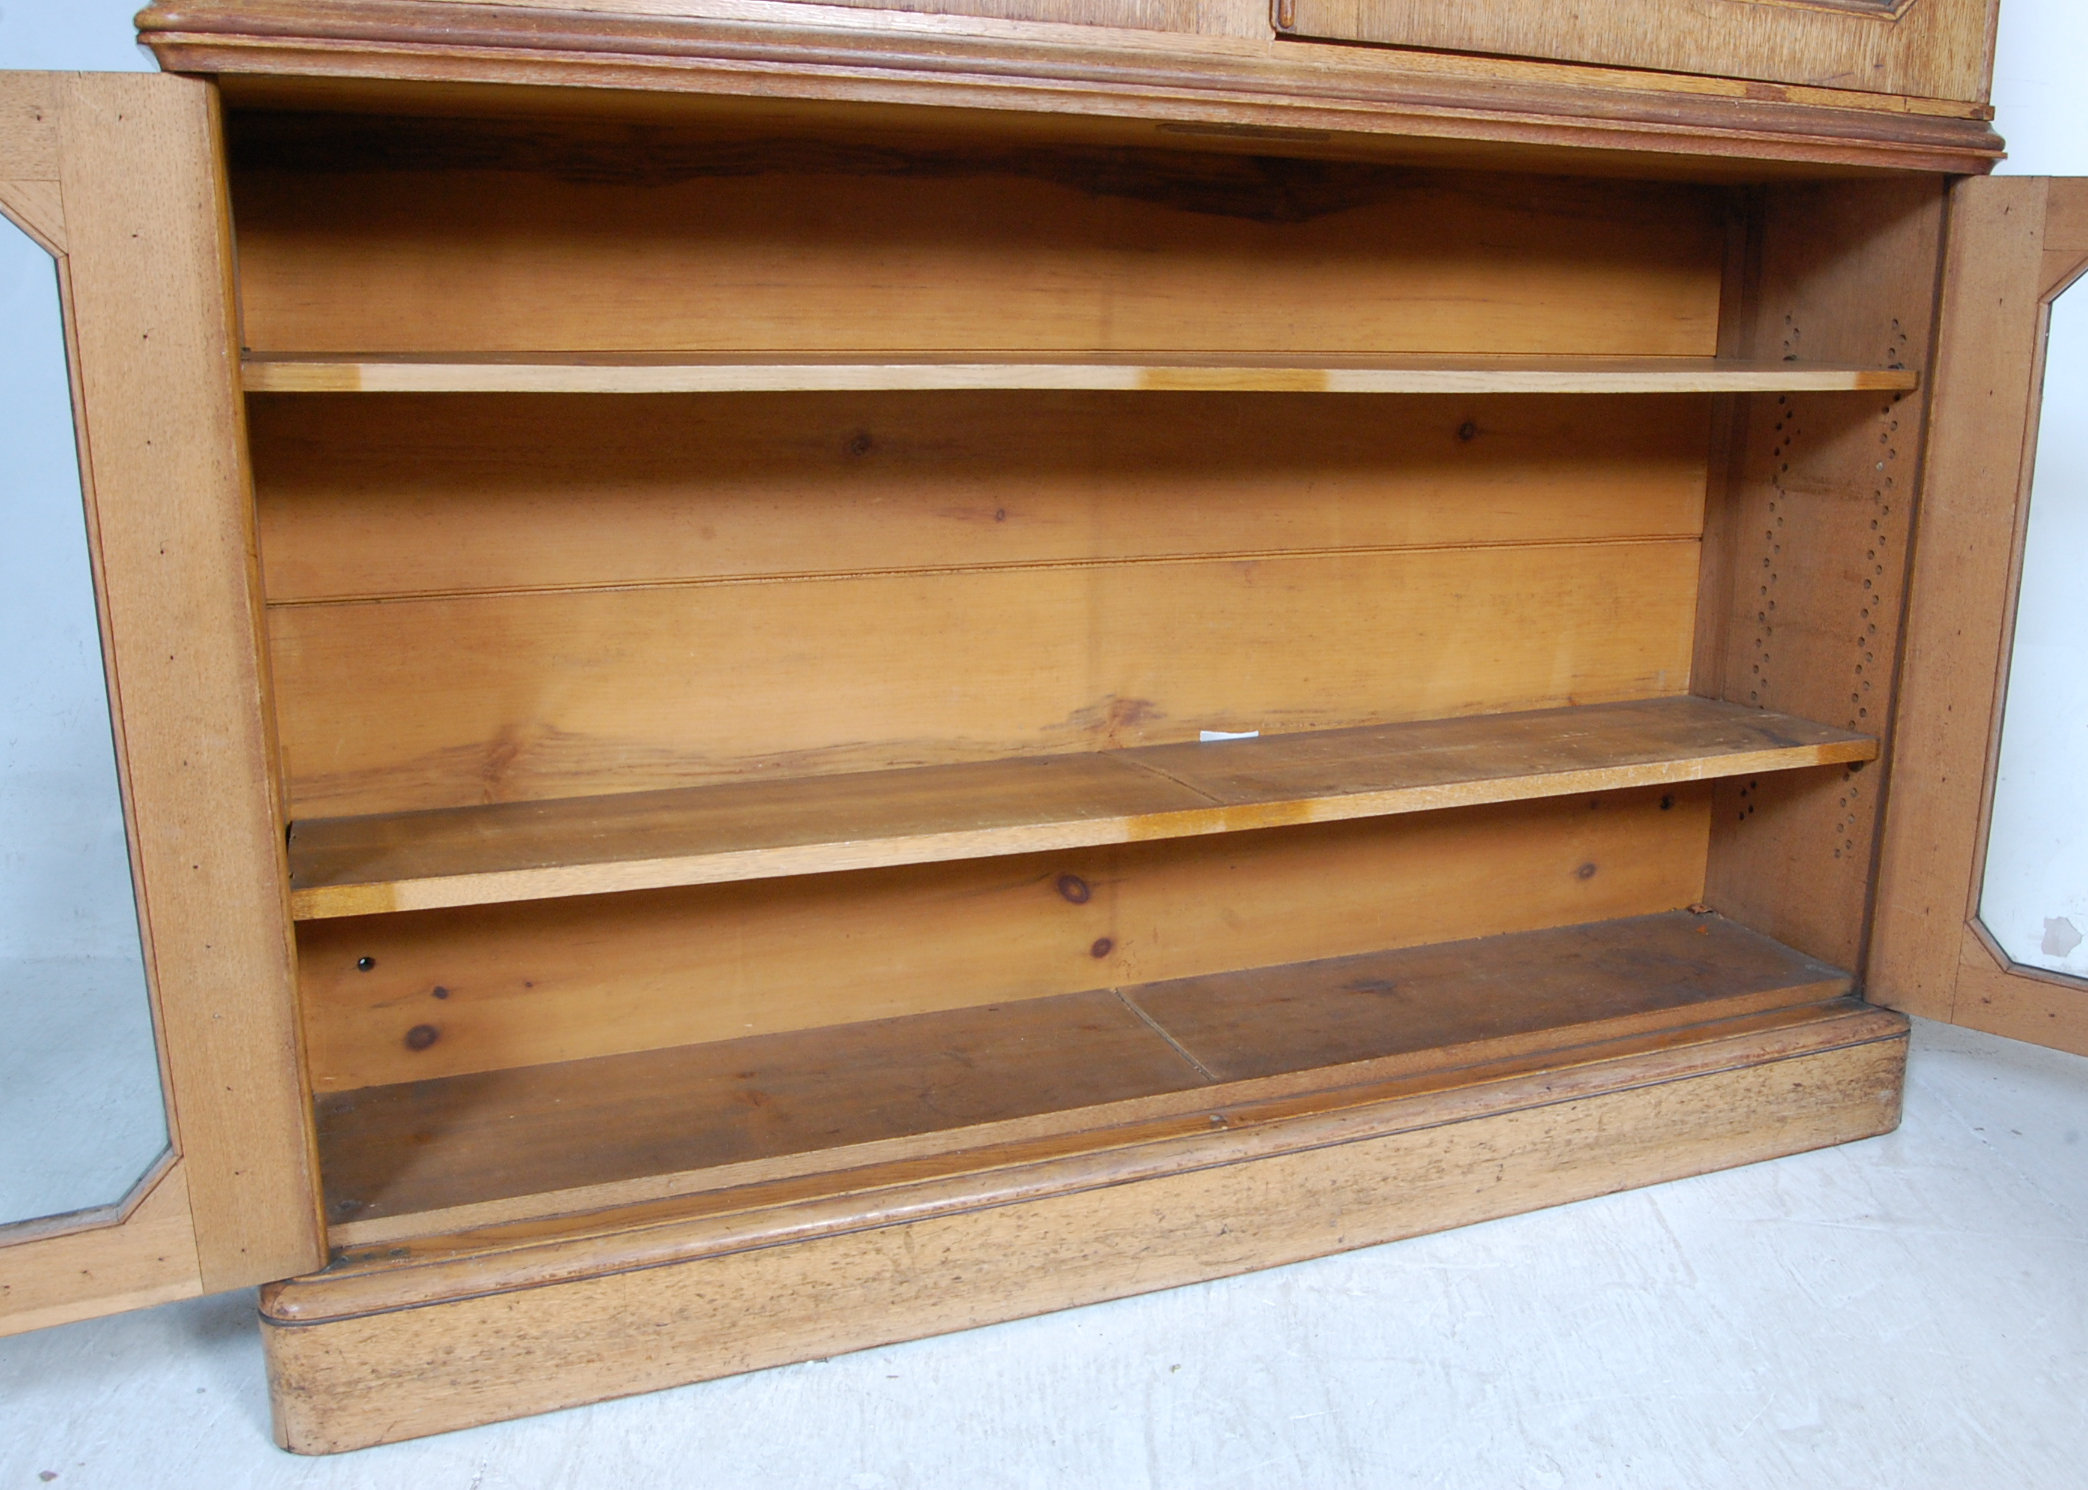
[1,0,2083,1453]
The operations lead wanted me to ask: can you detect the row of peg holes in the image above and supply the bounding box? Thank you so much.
[1750,319,1910,859]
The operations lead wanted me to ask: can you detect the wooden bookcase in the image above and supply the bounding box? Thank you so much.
[1,0,2081,1455]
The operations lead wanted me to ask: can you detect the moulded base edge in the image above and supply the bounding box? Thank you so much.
[260,1004,1907,1453]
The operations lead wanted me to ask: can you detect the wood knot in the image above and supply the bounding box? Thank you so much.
[404,1024,440,1051]
[1056,873,1092,904]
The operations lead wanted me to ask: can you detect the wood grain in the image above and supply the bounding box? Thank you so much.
[316,987,1203,1226]
[227,150,1724,357]
[292,998,1896,1308]
[326,999,1865,1250]
[0,72,60,181]
[0,1165,201,1340]
[136,1,2004,176]
[239,352,1917,396]
[269,540,1702,819]
[181,14,1992,119]
[1128,908,1849,1082]
[1281,0,1999,104]
[1870,178,2088,1051]
[1869,178,2047,1022]
[286,698,1873,918]
[1696,177,1947,975]
[250,391,1711,605]
[310,910,1848,1228]
[2042,184,2088,299]
[1947,934,2088,1058]
[780,0,1233,32]
[0,177,65,253]
[296,785,1711,1090]
[48,74,324,1293]
[263,1005,1906,1451]
[328,987,1871,1250]
[1688,190,1762,705]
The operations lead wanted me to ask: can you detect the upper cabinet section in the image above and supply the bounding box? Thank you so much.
[783,0,1250,29]
[1277,0,2000,107]
[136,0,2002,177]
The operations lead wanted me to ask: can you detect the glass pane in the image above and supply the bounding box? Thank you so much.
[1980,277,2088,979]
[0,210,171,1229]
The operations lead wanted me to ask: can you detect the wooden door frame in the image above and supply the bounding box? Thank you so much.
[1872,176,2088,1053]
[1275,0,2000,106]
[0,72,323,1337]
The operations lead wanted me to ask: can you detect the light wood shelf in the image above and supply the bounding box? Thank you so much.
[240,351,1920,396]
[287,696,1876,921]
[312,910,1859,1245]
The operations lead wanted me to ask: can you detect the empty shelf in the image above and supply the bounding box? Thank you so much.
[286,697,1870,918]
[314,910,1864,1242]
[287,697,1876,921]
[241,351,1920,396]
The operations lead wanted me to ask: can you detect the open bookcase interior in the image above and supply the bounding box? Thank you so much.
[223,99,1931,1257]
[284,696,1875,918]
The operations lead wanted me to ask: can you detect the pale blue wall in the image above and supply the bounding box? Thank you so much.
[0,0,150,70]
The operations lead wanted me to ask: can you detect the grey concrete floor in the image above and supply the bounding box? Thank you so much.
[3,1015,2084,1488]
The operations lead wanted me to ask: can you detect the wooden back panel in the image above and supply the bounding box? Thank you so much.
[299,784,1711,1091]
[226,118,1725,358]
[253,390,1709,816]
[253,391,1710,603]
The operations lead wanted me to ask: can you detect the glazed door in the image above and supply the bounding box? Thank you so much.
[0,72,322,1335]
[1274,0,1998,105]
[1873,176,2088,1053]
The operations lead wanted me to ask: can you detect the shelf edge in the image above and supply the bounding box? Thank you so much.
[241,356,1922,396]
[290,733,1875,920]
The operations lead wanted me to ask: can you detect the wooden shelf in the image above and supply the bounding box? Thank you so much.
[241,351,1919,396]
[287,697,1875,921]
[313,910,1863,1244]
